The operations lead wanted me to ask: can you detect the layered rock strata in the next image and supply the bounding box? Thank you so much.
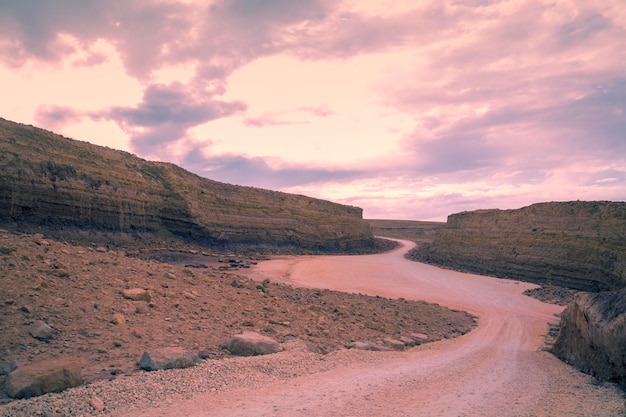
[410,201,626,291]
[551,287,626,383]
[0,118,374,252]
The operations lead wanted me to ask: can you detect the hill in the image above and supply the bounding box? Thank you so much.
[408,201,626,291]
[0,117,375,253]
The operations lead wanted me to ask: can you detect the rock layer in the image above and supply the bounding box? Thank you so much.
[409,201,626,291]
[0,118,374,252]
[551,288,626,383]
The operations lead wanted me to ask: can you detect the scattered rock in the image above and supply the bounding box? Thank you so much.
[221,331,280,356]
[5,357,83,399]
[383,338,406,350]
[110,313,126,325]
[139,347,200,371]
[164,272,176,280]
[90,396,105,412]
[399,336,416,347]
[346,341,391,351]
[30,320,55,340]
[410,333,429,344]
[122,288,151,302]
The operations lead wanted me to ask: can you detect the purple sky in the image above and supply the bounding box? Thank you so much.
[1,0,625,220]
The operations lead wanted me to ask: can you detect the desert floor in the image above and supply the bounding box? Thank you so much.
[130,239,625,416]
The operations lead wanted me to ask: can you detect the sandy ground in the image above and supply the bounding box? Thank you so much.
[129,239,625,416]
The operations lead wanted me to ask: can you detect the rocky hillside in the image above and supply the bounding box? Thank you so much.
[409,201,626,291]
[0,118,374,253]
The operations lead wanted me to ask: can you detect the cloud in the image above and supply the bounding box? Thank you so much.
[34,105,83,130]
[181,150,364,189]
[101,83,246,155]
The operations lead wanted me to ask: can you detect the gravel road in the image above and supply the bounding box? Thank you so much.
[3,239,624,416]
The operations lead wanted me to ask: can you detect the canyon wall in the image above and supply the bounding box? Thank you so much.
[0,118,374,252]
[551,287,626,383]
[409,201,626,291]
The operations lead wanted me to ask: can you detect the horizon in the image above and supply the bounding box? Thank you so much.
[1,1,625,221]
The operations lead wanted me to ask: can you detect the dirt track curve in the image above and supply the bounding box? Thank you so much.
[131,239,625,416]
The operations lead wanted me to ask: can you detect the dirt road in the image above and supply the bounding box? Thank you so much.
[134,240,625,416]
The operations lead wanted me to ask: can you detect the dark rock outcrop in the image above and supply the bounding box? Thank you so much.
[409,201,626,291]
[551,288,626,383]
[0,117,375,253]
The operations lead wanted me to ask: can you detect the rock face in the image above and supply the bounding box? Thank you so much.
[5,358,83,398]
[410,201,626,291]
[0,117,374,253]
[551,287,626,383]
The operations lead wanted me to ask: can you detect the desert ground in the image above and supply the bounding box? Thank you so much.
[2,233,624,416]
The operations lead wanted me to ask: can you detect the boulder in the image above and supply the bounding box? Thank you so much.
[5,358,83,398]
[383,338,406,351]
[110,313,126,325]
[122,288,151,302]
[410,333,429,344]
[30,320,55,340]
[139,347,200,371]
[221,331,279,356]
[346,341,391,351]
[551,288,626,382]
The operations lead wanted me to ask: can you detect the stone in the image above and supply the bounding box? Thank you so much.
[122,288,151,302]
[399,336,416,347]
[220,331,280,356]
[30,320,55,340]
[346,341,391,351]
[383,338,406,351]
[164,272,176,280]
[5,358,83,398]
[90,396,105,411]
[139,347,200,371]
[111,313,126,325]
[410,333,429,344]
[551,287,626,383]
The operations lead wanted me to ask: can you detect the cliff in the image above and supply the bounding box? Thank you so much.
[0,117,374,252]
[551,288,626,383]
[409,201,626,291]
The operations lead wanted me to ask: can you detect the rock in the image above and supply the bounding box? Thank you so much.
[198,349,211,359]
[90,396,105,412]
[30,320,55,340]
[122,288,151,302]
[346,341,391,351]
[5,358,83,398]
[182,290,196,300]
[139,347,200,371]
[383,338,406,351]
[551,287,626,383]
[410,333,429,344]
[164,272,176,280]
[399,336,416,347]
[95,247,107,253]
[110,313,126,325]
[220,331,280,356]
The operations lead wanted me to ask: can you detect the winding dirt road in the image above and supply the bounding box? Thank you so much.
[136,240,625,416]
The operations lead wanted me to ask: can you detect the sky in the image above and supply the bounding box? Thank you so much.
[1,0,625,221]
